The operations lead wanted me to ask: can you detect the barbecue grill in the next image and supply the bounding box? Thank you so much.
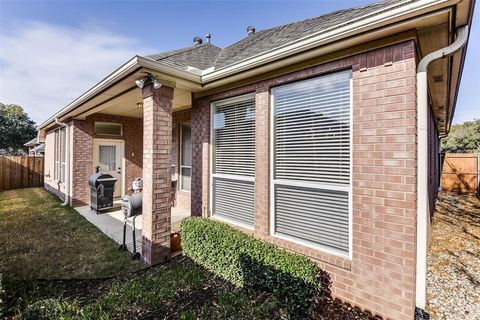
[120,193,143,259]
[88,172,117,214]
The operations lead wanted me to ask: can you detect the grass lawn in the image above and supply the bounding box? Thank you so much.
[0,188,373,320]
[0,187,143,315]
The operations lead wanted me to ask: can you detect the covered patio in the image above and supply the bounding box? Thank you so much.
[75,203,190,253]
[36,58,201,265]
[71,78,195,264]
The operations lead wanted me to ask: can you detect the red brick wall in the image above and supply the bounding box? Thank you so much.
[191,41,417,319]
[70,113,143,206]
[141,84,173,265]
[71,119,93,206]
[172,109,191,211]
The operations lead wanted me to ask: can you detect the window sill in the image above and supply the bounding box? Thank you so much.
[210,215,254,233]
[269,233,352,271]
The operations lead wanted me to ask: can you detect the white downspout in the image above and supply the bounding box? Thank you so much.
[55,117,71,206]
[415,25,469,312]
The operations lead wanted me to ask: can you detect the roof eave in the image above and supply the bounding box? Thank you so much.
[38,56,202,131]
[38,55,142,130]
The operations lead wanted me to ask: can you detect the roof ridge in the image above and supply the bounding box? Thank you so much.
[148,43,221,63]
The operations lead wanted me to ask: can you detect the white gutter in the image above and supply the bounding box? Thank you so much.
[415,25,469,311]
[55,117,70,206]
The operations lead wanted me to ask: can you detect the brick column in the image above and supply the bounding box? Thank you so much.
[191,98,210,217]
[141,84,174,265]
[71,119,93,206]
[254,87,270,239]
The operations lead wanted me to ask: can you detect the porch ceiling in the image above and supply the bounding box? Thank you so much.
[77,85,192,119]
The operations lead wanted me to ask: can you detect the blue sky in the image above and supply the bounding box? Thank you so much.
[0,0,478,125]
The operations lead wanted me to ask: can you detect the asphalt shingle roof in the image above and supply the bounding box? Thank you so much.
[147,0,413,72]
[148,43,222,70]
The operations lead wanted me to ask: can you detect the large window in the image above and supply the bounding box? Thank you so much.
[211,94,255,227]
[271,70,352,257]
[180,123,192,191]
[54,127,66,182]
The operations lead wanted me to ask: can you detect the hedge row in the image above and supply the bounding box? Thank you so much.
[180,217,328,318]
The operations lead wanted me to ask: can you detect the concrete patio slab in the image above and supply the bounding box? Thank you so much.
[75,202,190,254]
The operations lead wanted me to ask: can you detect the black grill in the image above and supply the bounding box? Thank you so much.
[119,193,143,260]
[121,193,143,218]
[88,172,117,214]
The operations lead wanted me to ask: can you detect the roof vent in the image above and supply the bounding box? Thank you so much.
[193,36,203,45]
[247,26,255,36]
[206,33,211,43]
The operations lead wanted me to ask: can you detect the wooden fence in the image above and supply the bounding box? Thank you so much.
[441,153,479,194]
[0,156,44,191]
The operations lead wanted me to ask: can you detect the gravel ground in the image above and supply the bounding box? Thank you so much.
[426,192,480,320]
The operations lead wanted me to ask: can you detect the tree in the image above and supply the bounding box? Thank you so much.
[0,103,37,153]
[441,119,480,152]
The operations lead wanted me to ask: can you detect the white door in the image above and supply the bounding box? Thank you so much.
[93,140,124,198]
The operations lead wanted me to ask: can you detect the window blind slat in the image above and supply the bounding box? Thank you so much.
[275,185,349,254]
[273,70,351,255]
[213,177,254,226]
[213,98,255,177]
[212,96,256,227]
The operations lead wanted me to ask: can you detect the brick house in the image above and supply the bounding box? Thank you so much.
[37,0,475,319]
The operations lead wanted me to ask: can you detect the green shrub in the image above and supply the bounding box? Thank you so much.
[181,217,328,318]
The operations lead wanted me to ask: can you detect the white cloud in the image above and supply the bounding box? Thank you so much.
[0,22,152,124]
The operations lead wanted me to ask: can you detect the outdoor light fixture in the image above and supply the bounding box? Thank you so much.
[136,102,143,108]
[135,77,146,89]
[152,77,162,89]
[135,74,162,89]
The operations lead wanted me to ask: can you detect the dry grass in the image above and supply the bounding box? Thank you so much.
[426,192,480,319]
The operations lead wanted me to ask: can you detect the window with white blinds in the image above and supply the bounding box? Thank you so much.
[181,123,192,191]
[271,70,352,256]
[54,127,66,182]
[212,94,255,228]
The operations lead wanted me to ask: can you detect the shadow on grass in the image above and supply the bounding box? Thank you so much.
[6,256,380,320]
[239,253,332,319]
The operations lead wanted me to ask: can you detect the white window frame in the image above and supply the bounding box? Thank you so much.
[209,93,256,230]
[180,122,192,192]
[269,72,353,259]
[54,129,58,180]
[54,127,66,183]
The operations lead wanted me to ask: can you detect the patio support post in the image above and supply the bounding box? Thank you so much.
[141,82,174,265]
[254,87,270,239]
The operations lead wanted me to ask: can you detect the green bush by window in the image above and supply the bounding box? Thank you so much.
[180,217,329,318]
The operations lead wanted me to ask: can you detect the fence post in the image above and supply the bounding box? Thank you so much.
[477,153,479,197]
